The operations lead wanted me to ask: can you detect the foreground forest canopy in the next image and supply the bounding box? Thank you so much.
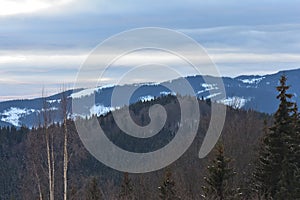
[0,75,300,200]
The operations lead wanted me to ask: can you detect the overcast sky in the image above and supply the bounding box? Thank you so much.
[0,0,300,101]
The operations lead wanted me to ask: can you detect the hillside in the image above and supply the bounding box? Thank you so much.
[0,68,299,128]
[0,95,268,199]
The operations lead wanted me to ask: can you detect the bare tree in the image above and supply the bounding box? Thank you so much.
[42,89,55,200]
[61,90,69,200]
[33,162,43,200]
[25,129,45,200]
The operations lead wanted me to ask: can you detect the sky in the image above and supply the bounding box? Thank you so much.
[0,0,300,101]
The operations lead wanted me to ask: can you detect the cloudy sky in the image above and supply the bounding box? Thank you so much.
[0,0,300,101]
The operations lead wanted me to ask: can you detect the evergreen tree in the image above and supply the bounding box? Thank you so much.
[158,169,179,200]
[292,103,300,170]
[201,142,238,200]
[253,75,299,199]
[289,103,300,197]
[252,119,272,198]
[86,177,102,200]
[119,172,135,200]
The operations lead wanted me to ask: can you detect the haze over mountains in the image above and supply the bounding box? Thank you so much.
[1,68,299,128]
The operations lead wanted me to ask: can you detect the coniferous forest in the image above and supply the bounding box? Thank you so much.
[1,75,300,200]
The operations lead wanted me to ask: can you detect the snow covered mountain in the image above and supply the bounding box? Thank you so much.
[1,68,300,127]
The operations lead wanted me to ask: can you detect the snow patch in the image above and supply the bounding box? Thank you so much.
[99,84,115,90]
[144,82,160,86]
[197,83,219,95]
[47,99,61,104]
[206,93,222,99]
[1,107,35,126]
[90,104,116,116]
[218,96,250,109]
[38,107,59,112]
[70,88,99,99]
[238,77,265,84]
[139,95,155,102]
[201,83,219,91]
[197,90,206,94]
[70,84,115,99]
[48,107,58,111]
[160,91,176,96]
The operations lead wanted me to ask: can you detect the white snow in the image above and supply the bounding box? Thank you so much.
[69,113,87,120]
[70,104,116,119]
[1,107,35,126]
[70,88,99,99]
[238,77,265,84]
[197,83,219,95]
[205,93,222,99]
[89,104,116,116]
[144,82,160,86]
[47,99,61,104]
[201,83,219,91]
[70,84,115,99]
[197,90,206,94]
[139,95,155,102]
[218,96,250,109]
[38,107,59,112]
[160,91,176,96]
[99,84,115,90]
[48,107,58,111]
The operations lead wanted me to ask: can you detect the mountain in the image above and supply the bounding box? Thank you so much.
[0,68,299,127]
[0,93,267,200]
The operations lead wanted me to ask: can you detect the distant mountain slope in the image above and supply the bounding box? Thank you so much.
[0,68,299,127]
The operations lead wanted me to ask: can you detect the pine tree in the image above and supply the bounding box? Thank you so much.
[119,172,135,200]
[289,103,300,197]
[252,119,271,198]
[292,104,300,170]
[201,142,238,200]
[158,169,179,200]
[253,75,298,199]
[86,177,102,200]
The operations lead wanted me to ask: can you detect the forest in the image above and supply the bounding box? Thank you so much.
[0,75,299,200]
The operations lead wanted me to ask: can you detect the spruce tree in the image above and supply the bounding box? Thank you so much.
[252,119,271,198]
[86,177,102,200]
[290,103,300,197]
[292,103,300,170]
[158,169,179,200]
[253,75,297,199]
[201,142,238,200]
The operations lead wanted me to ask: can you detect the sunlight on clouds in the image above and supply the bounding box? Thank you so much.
[0,52,87,67]
[0,0,73,16]
[0,55,27,64]
[1,51,300,76]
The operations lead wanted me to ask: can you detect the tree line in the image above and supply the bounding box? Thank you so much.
[0,75,299,199]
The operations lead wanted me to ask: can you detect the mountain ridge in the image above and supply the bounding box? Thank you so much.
[1,68,299,127]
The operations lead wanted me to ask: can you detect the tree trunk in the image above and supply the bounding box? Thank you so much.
[43,92,54,200]
[45,127,54,200]
[63,118,68,200]
[62,92,69,200]
[33,162,43,200]
[51,132,55,200]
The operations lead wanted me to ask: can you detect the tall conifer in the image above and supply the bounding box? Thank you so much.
[201,143,238,200]
[253,75,298,198]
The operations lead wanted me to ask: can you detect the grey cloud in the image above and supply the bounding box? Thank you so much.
[0,0,300,100]
[181,24,300,54]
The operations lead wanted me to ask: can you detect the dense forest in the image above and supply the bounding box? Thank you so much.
[0,75,299,200]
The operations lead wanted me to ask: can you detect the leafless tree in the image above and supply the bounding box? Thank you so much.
[61,89,69,200]
[42,89,55,200]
